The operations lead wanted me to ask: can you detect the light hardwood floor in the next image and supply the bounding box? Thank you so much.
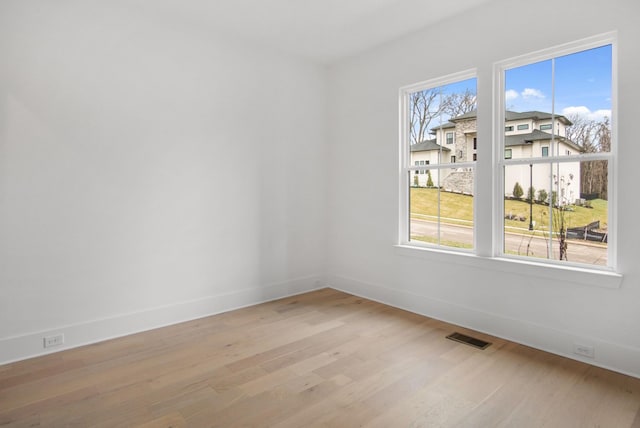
[1,288,639,427]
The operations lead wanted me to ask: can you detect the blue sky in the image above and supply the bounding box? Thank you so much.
[505,44,612,122]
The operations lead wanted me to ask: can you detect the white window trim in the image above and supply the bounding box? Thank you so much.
[493,31,618,274]
[398,69,477,251]
[397,32,622,288]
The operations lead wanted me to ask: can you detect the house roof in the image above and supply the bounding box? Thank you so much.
[505,129,583,152]
[505,110,572,125]
[410,139,451,152]
[446,109,573,126]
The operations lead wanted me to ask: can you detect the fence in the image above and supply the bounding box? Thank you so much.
[566,220,608,243]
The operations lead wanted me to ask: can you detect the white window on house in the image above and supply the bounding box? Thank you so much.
[446,132,454,144]
[517,124,529,130]
[498,35,614,270]
[473,137,477,150]
[504,148,512,159]
[505,125,514,131]
[540,123,553,130]
[400,71,477,250]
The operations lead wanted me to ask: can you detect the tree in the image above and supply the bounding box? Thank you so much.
[426,170,434,187]
[413,174,419,187]
[410,88,477,145]
[513,182,524,199]
[441,89,477,118]
[527,186,535,202]
[565,113,610,200]
[592,118,611,200]
[553,207,569,261]
[537,189,548,204]
[410,89,440,144]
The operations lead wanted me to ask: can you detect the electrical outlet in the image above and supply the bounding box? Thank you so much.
[43,334,64,348]
[573,343,594,358]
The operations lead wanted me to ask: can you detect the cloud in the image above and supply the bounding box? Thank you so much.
[561,106,611,122]
[521,88,545,99]
[562,106,590,116]
[505,89,519,101]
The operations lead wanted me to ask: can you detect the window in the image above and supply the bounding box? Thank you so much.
[473,137,477,150]
[400,34,616,278]
[446,132,454,144]
[499,36,614,270]
[400,71,477,250]
[473,153,477,161]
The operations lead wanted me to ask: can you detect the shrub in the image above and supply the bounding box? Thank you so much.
[512,182,524,199]
[413,174,419,187]
[426,170,434,188]
[527,186,535,202]
[537,189,548,204]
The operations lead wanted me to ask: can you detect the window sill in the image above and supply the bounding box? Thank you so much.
[393,244,623,289]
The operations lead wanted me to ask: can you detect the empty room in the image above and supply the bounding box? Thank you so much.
[1,0,639,426]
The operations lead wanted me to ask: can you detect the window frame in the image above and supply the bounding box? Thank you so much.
[397,33,621,286]
[398,69,477,252]
[446,132,454,145]
[493,32,617,273]
[504,148,512,159]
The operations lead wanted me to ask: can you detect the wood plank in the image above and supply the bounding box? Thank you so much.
[1,289,639,427]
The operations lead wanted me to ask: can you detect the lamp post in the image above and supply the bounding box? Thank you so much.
[529,163,534,231]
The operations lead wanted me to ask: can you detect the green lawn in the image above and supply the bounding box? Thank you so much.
[410,188,473,225]
[410,187,608,232]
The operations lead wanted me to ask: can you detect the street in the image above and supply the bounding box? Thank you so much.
[410,218,607,266]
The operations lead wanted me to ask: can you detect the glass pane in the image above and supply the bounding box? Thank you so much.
[555,45,612,153]
[505,59,552,113]
[503,161,608,266]
[410,167,474,249]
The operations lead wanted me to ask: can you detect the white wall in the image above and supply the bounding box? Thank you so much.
[326,0,640,376]
[2,0,639,379]
[0,1,327,362]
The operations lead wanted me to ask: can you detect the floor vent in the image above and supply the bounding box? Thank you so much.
[446,332,491,350]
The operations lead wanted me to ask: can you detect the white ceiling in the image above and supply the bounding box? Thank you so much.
[129,0,494,64]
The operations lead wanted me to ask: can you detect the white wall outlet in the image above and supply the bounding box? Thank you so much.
[573,343,594,358]
[43,334,64,348]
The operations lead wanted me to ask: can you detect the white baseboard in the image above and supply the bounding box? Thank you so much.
[327,274,640,379]
[0,275,323,365]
